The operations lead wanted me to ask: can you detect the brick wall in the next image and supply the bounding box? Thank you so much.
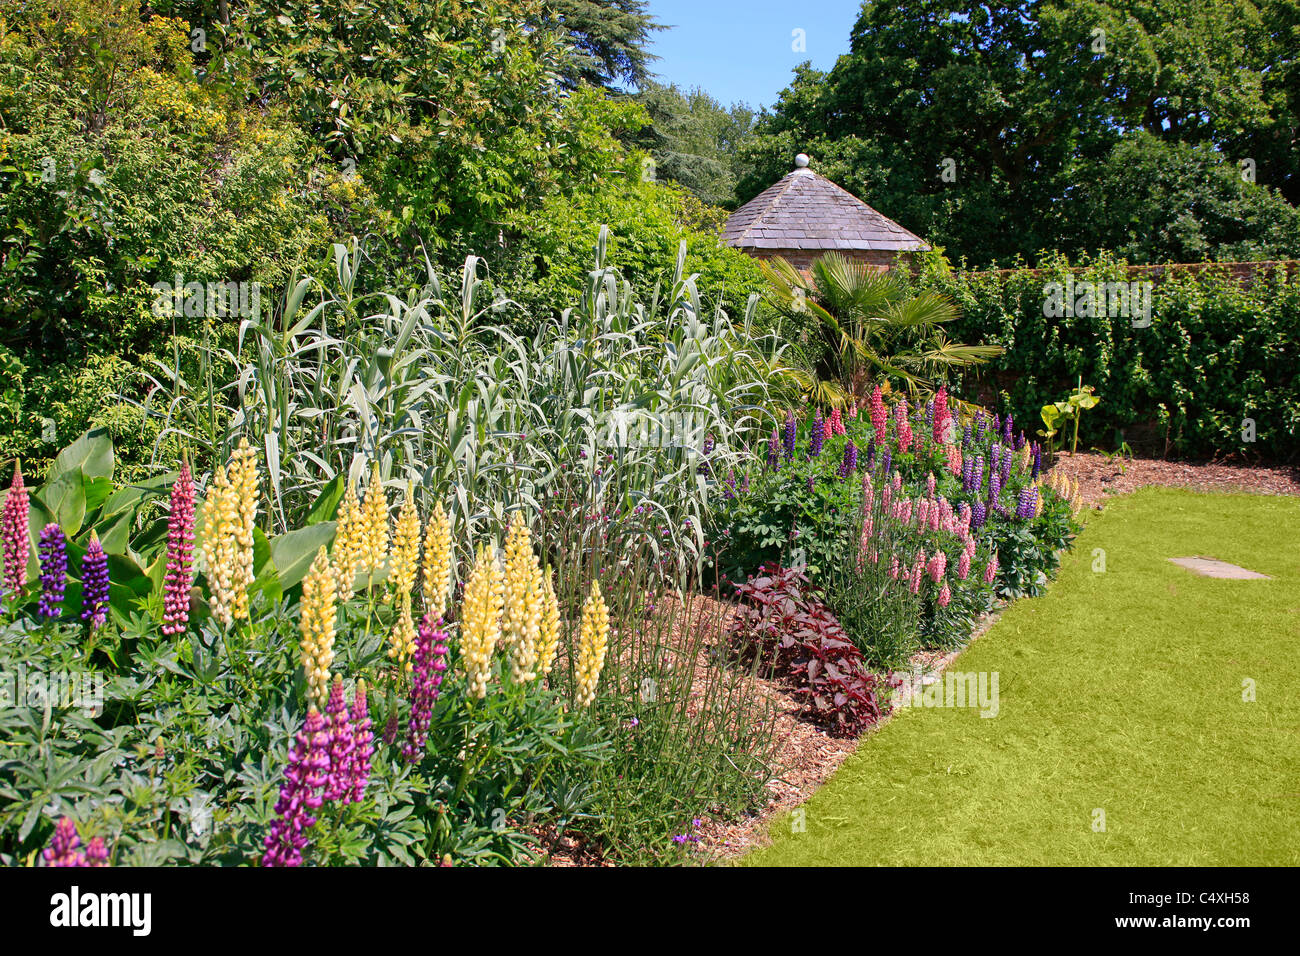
[741,247,919,275]
[966,259,1299,285]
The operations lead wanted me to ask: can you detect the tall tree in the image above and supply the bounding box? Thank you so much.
[738,0,1297,265]
[543,0,663,89]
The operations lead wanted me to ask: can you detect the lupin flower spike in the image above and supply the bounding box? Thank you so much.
[2,462,29,601]
[230,438,259,621]
[536,568,561,678]
[459,544,503,699]
[575,579,610,708]
[161,460,196,635]
[361,463,389,574]
[422,502,452,620]
[300,547,337,709]
[262,707,331,867]
[80,531,109,630]
[37,523,67,618]
[332,478,363,600]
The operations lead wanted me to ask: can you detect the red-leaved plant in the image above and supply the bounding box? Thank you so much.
[729,564,892,736]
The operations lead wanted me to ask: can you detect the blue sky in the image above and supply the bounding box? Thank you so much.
[644,0,861,109]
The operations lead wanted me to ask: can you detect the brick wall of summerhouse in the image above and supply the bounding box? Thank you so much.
[743,247,919,274]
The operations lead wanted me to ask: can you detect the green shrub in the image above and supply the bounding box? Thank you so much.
[910,250,1300,460]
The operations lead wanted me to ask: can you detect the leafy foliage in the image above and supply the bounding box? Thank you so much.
[730,564,891,736]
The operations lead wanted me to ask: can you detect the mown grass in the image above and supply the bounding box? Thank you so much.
[743,488,1300,866]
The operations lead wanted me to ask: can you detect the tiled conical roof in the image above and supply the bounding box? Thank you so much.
[722,156,928,252]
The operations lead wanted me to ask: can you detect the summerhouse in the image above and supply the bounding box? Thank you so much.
[722,154,929,272]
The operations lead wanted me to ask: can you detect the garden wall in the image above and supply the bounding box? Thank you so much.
[908,253,1300,461]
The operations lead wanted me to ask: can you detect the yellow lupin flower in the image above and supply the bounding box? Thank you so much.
[230,438,259,620]
[300,547,337,708]
[360,463,388,574]
[390,484,421,599]
[388,601,417,671]
[332,478,363,599]
[536,568,561,678]
[501,514,543,683]
[422,502,452,620]
[575,579,609,708]
[458,544,504,699]
[200,464,239,628]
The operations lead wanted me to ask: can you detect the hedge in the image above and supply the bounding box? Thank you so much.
[908,251,1300,461]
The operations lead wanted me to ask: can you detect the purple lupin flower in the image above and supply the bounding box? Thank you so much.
[42,817,86,867]
[1031,443,1042,480]
[766,428,779,471]
[347,681,374,803]
[809,410,824,458]
[85,837,110,866]
[988,468,1002,502]
[37,524,66,619]
[80,532,109,630]
[1015,430,1026,451]
[970,500,987,532]
[262,707,332,867]
[865,439,876,471]
[879,446,891,477]
[806,474,815,494]
[962,422,972,449]
[403,615,450,762]
[1001,447,1014,484]
[323,677,355,802]
[1016,485,1039,520]
[783,411,796,460]
[1003,412,1014,446]
[838,440,858,478]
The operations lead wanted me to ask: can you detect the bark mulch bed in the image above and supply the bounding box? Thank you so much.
[1049,452,1300,510]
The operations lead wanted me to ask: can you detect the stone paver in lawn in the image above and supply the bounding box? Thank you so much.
[1167,556,1271,579]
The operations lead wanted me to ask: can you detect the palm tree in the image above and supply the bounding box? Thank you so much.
[760,253,1001,405]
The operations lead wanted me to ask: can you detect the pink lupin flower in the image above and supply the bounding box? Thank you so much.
[984,551,999,585]
[323,677,355,802]
[403,615,450,762]
[926,472,936,497]
[929,499,942,532]
[161,460,196,635]
[957,550,971,580]
[827,406,846,437]
[938,582,951,607]
[927,551,947,584]
[892,471,903,493]
[869,386,888,439]
[2,462,29,602]
[910,550,925,594]
[889,554,901,580]
[932,386,950,444]
[916,498,930,529]
[347,681,374,803]
[894,400,912,451]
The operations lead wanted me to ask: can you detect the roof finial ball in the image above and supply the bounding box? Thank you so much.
[792,152,813,177]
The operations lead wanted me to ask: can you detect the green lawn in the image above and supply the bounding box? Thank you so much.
[743,488,1300,866]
